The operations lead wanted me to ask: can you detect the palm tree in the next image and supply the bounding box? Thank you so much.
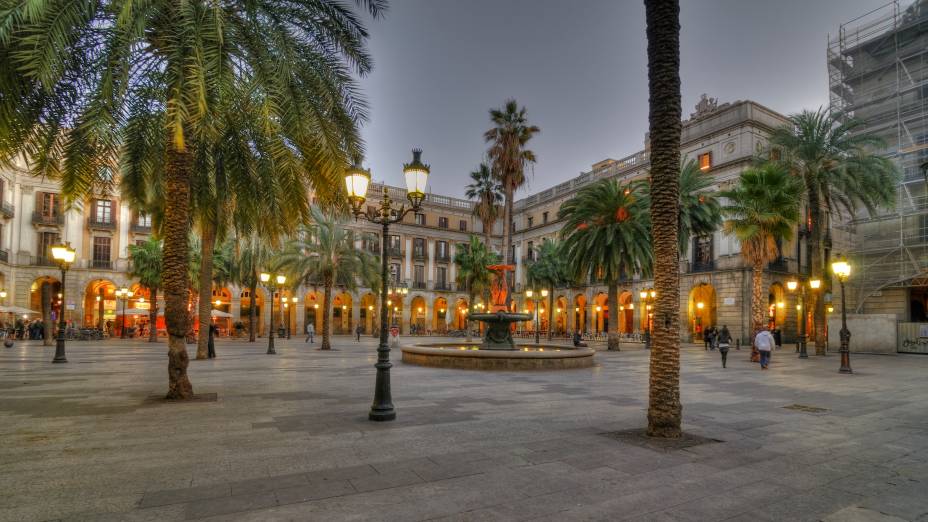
[721,164,802,337]
[485,100,540,266]
[0,0,383,399]
[770,108,897,355]
[645,0,683,438]
[559,180,652,351]
[128,238,163,343]
[465,163,503,248]
[277,207,379,350]
[525,240,569,340]
[229,234,273,342]
[453,235,500,342]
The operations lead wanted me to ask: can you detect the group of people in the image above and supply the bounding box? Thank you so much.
[1,319,48,340]
[701,325,734,367]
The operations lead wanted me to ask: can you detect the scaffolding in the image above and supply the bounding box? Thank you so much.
[827,0,928,314]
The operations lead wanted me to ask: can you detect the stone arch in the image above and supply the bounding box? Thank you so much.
[688,282,718,342]
[619,291,634,333]
[210,286,233,335]
[303,290,321,334]
[241,287,266,337]
[360,293,378,335]
[410,295,427,333]
[554,295,568,336]
[768,282,787,331]
[28,276,61,339]
[332,292,353,335]
[82,278,114,330]
[432,297,448,334]
[593,292,608,334]
[453,298,468,330]
[574,294,587,334]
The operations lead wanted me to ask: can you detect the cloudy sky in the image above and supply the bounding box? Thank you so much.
[356,0,888,198]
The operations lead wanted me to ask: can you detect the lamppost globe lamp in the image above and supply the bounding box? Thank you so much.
[786,280,798,291]
[832,254,853,374]
[403,149,430,208]
[639,290,647,300]
[50,242,76,363]
[344,163,372,214]
[259,272,270,284]
[810,279,822,290]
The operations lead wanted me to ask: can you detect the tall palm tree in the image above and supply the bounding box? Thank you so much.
[453,235,500,342]
[465,163,503,248]
[559,180,652,351]
[645,0,683,438]
[722,164,802,336]
[526,240,569,340]
[770,108,897,355]
[128,237,163,343]
[229,234,274,342]
[484,100,540,266]
[0,0,384,399]
[277,206,379,350]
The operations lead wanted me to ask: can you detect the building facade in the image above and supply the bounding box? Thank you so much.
[0,98,824,343]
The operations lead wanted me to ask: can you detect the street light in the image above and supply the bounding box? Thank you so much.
[287,297,297,339]
[786,277,821,358]
[259,272,284,355]
[640,288,656,350]
[49,243,75,363]
[831,255,852,374]
[345,149,430,422]
[1,289,11,348]
[115,287,131,339]
[525,288,547,344]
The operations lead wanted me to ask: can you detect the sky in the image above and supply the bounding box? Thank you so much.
[356,0,889,199]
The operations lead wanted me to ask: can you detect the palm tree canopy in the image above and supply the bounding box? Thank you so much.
[453,235,500,296]
[128,237,162,290]
[769,107,898,218]
[484,100,540,190]
[640,158,722,253]
[465,162,502,230]
[526,240,568,291]
[558,179,653,284]
[721,163,803,264]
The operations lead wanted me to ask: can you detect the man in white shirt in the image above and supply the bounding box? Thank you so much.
[754,326,775,370]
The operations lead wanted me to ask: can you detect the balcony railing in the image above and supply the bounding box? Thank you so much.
[90,259,113,270]
[87,217,117,230]
[412,250,427,261]
[413,281,427,290]
[0,201,13,218]
[767,258,789,272]
[32,212,63,226]
[130,223,152,234]
[30,255,56,267]
[689,260,716,273]
[0,249,8,263]
[433,282,453,291]
[434,253,451,263]
[386,247,404,258]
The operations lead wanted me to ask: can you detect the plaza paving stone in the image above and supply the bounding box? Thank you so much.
[1,336,927,521]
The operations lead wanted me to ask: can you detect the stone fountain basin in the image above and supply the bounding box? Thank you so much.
[402,343,595,371]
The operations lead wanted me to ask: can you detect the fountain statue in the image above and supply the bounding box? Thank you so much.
[468,265,532,350]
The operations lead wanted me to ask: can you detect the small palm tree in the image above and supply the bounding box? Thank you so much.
[721,164,802,337]
[128,238,163,343]
[465,163,503,248]
[229,234,273,342]
[526,240,569,340]
[454,235,500,342]
[485,100,540,265]
[559,179,652,351]
[277,207,379,350]
[770,108,897,354]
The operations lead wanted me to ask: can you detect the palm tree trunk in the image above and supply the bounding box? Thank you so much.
[751,262,766,334]
[42,282,53,346]
[196,218,217,359]
[483,219,493,251]
[148,286,158,342]
[807,188,826,355]
[547,284,555,341]
[607,281,619,350]
[503,184,513,265]
[466,287,475,343]
[163,144,194,400]
[248,278,257,342]
[321,275,333,350]
[645,0,682,438]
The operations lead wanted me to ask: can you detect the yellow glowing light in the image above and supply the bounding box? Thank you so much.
[215,299,221,306]
[827,306,834,313]
[526,289,533,298]
[810,279,822,289]
[595,306,602,312]
[368,305,374,311]
[786,280,798,291]
[639,290,647,299]
[541,289,549,297]
[777,301,784,309]
[696,302,704,310]
[313,304,319,309]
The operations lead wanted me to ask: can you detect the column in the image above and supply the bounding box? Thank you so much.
[351,295,360,335]
[426,240,435,287]
[404,238,412,281]
[401,298,411,335]
[295,301,305,336]
[449,243,456,288]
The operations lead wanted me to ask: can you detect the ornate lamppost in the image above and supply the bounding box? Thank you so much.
[525,288,548,344]
[344,149,430,422]
[50,243,75,363]
[786,277,820,359]
[115,287,130,339]
[639,288,656,350]
[1,288,11,348]
[259,272,285,355]
[831,255,852,374]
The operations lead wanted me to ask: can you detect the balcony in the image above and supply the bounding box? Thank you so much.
[413,281,427,290]
[90,259,113,270]
[689,260,716,273]
[435,253,451,263]
[88,217,117,230]
[130,223,152,234]
[0,201,13,218]
[0,249,8,263]
[30,255,56,267]
[412,250,427,261]
[767,257,789,272]
[433,282,453,291]
[32,212,63,226]
[386,247,404,258]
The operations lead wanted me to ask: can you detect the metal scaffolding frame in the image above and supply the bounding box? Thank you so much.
[827,0,928,313]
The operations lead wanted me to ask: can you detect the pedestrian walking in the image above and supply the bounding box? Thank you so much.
[718,325,732,368]
[772,328,782,351]
[207,323,217,358]
[754,326,775,370]
[356,325,363,342]
[305,322,314,343]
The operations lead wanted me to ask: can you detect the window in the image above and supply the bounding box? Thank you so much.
[38,231,60,259]
[527,241,534,261]
[40,192,60,217]
[436,267,447,287]
[436,241,448,259]
[438,217,448,229]
[93,199,113,224]
[389,263,401,284]
[692,235,713,270]
[511,222,515,233]
[543,211,549,224]
[698,152,712,171]
[388,235,401,251]
[414,213,425,226]
[527,216,534,228]
[93,237,111,264]
[459,220,467,232]
[137,213,152,227]
[414,265,425,286]
[413,238,426,258]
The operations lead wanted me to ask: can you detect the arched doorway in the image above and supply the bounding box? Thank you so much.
[574,294,587,334]
[432,297,448,334]
[453,298,468,330]
[410,295,427,334]
[387,295,404,333]
[767,282,787,331]
[240,287,265,337]
[210,286,233,336]
[593,292,608,334]
[332,292,352,335]
[360,293,377,335]
[619,291,633,333]
[29,277,62,339]
[303,290,321,334]
[82,279,114,331]
[524,298,536,332]
[555,296,568,335]
[688,283,718,341]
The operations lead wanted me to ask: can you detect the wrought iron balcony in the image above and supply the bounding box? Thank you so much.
[386,247,404,258]
[87,217,117,230]
[30,255,56,267]
[412,250,427,261]
[689,260,716,273]
[0,249,8,263]
[434,253,451,263]
[32,212,63,226]
[767,257,789,272]
[0,201,13,218]
[130,223,152,234]
[413,281,427,290]
[433,282,453,291]
[90,259,113,269]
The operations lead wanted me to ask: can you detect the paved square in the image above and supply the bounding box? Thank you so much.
[1,338,927,521]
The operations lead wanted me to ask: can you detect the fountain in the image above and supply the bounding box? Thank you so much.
[401,265,595,370]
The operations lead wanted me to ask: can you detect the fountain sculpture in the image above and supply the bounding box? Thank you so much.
[467,265,531,349]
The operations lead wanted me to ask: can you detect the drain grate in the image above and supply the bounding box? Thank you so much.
[783,403,829,413]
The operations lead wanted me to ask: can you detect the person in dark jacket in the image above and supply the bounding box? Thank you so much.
[207,323,217,358]
[772,328,782,350]
[718,325,732,368]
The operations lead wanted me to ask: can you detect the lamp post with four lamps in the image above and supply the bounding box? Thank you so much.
[345,149,429,422]
[259,272,286,355]
[786,277,820,358]
[525,288,548,344]
[50,243,76,363]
